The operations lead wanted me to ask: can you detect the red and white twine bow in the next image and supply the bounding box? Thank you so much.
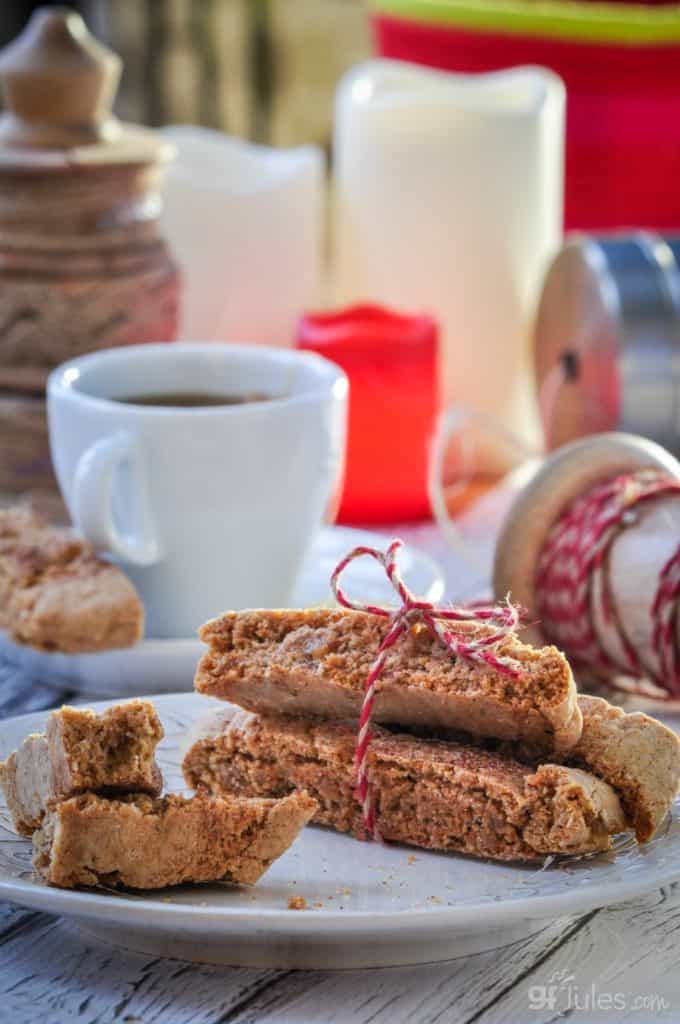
[536,469,680,697]
[330,539,522,839]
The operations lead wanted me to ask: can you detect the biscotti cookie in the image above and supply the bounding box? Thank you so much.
[183,707,625,862]
[0,506,143,653]
[195,608,582,755]
[496,695,680,842]
[33,790,317,889]
[0,506,48,615]
[0,701,163,835]
[569,695,680,842]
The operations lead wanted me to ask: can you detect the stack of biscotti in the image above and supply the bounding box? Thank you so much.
[1,699,316,889]
[183,608,680,862]
[0,506,144,652]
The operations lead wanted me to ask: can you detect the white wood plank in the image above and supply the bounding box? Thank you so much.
[212,917,591,1024]
[1,887,679,1024]
[478,885,680,1023]
[0,900,568,1023]
[0,903,277,1024]
[0,905,594,1024]
[178,887,680,1024]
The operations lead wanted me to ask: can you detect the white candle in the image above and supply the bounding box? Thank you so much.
[160,126,324,345]
[333,60,565,462]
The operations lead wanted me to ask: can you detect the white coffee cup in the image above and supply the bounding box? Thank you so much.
[47,343,348,638]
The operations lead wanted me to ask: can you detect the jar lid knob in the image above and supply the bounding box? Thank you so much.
[0,6,122,148]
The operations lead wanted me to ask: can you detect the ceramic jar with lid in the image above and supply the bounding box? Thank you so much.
[0,6,179,493]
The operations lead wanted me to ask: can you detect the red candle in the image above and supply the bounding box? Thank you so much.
[297,304,440,523]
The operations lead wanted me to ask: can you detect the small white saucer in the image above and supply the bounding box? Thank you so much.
[0,526,444,697]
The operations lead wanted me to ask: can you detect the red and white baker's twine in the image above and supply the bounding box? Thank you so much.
[330,539,522,839]
[536,469,680,696]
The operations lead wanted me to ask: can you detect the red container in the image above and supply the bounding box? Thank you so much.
[297,305,440,523]
[373,12,680,231]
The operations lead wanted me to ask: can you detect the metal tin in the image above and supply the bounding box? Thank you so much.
[534,232,680,454]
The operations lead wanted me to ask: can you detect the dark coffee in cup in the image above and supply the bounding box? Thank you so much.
[115,391,271,407]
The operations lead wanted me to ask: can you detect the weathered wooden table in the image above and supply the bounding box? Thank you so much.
[1,521,679,1023]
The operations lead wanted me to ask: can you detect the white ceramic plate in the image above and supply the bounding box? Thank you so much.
[0,526,444,698]
[2,693,680,969]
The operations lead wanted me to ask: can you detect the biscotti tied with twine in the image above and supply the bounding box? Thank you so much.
[183,707,626,861]
[190,607,680,857]
[196,608,583,756]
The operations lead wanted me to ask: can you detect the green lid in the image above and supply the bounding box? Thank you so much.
[371,0,680,46]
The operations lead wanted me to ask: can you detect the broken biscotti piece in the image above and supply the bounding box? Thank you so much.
[568,695,680,843]
[497,695,680,843]
[195,608,582,756]
[33,790,317,889]
[0,700,163,835]
[0,506,143,653]
[183,707,625,862]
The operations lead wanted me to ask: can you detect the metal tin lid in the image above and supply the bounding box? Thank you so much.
[0,7,173,170]
[534,232,680,455]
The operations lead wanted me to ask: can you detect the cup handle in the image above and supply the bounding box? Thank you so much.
[72,431,162,566]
